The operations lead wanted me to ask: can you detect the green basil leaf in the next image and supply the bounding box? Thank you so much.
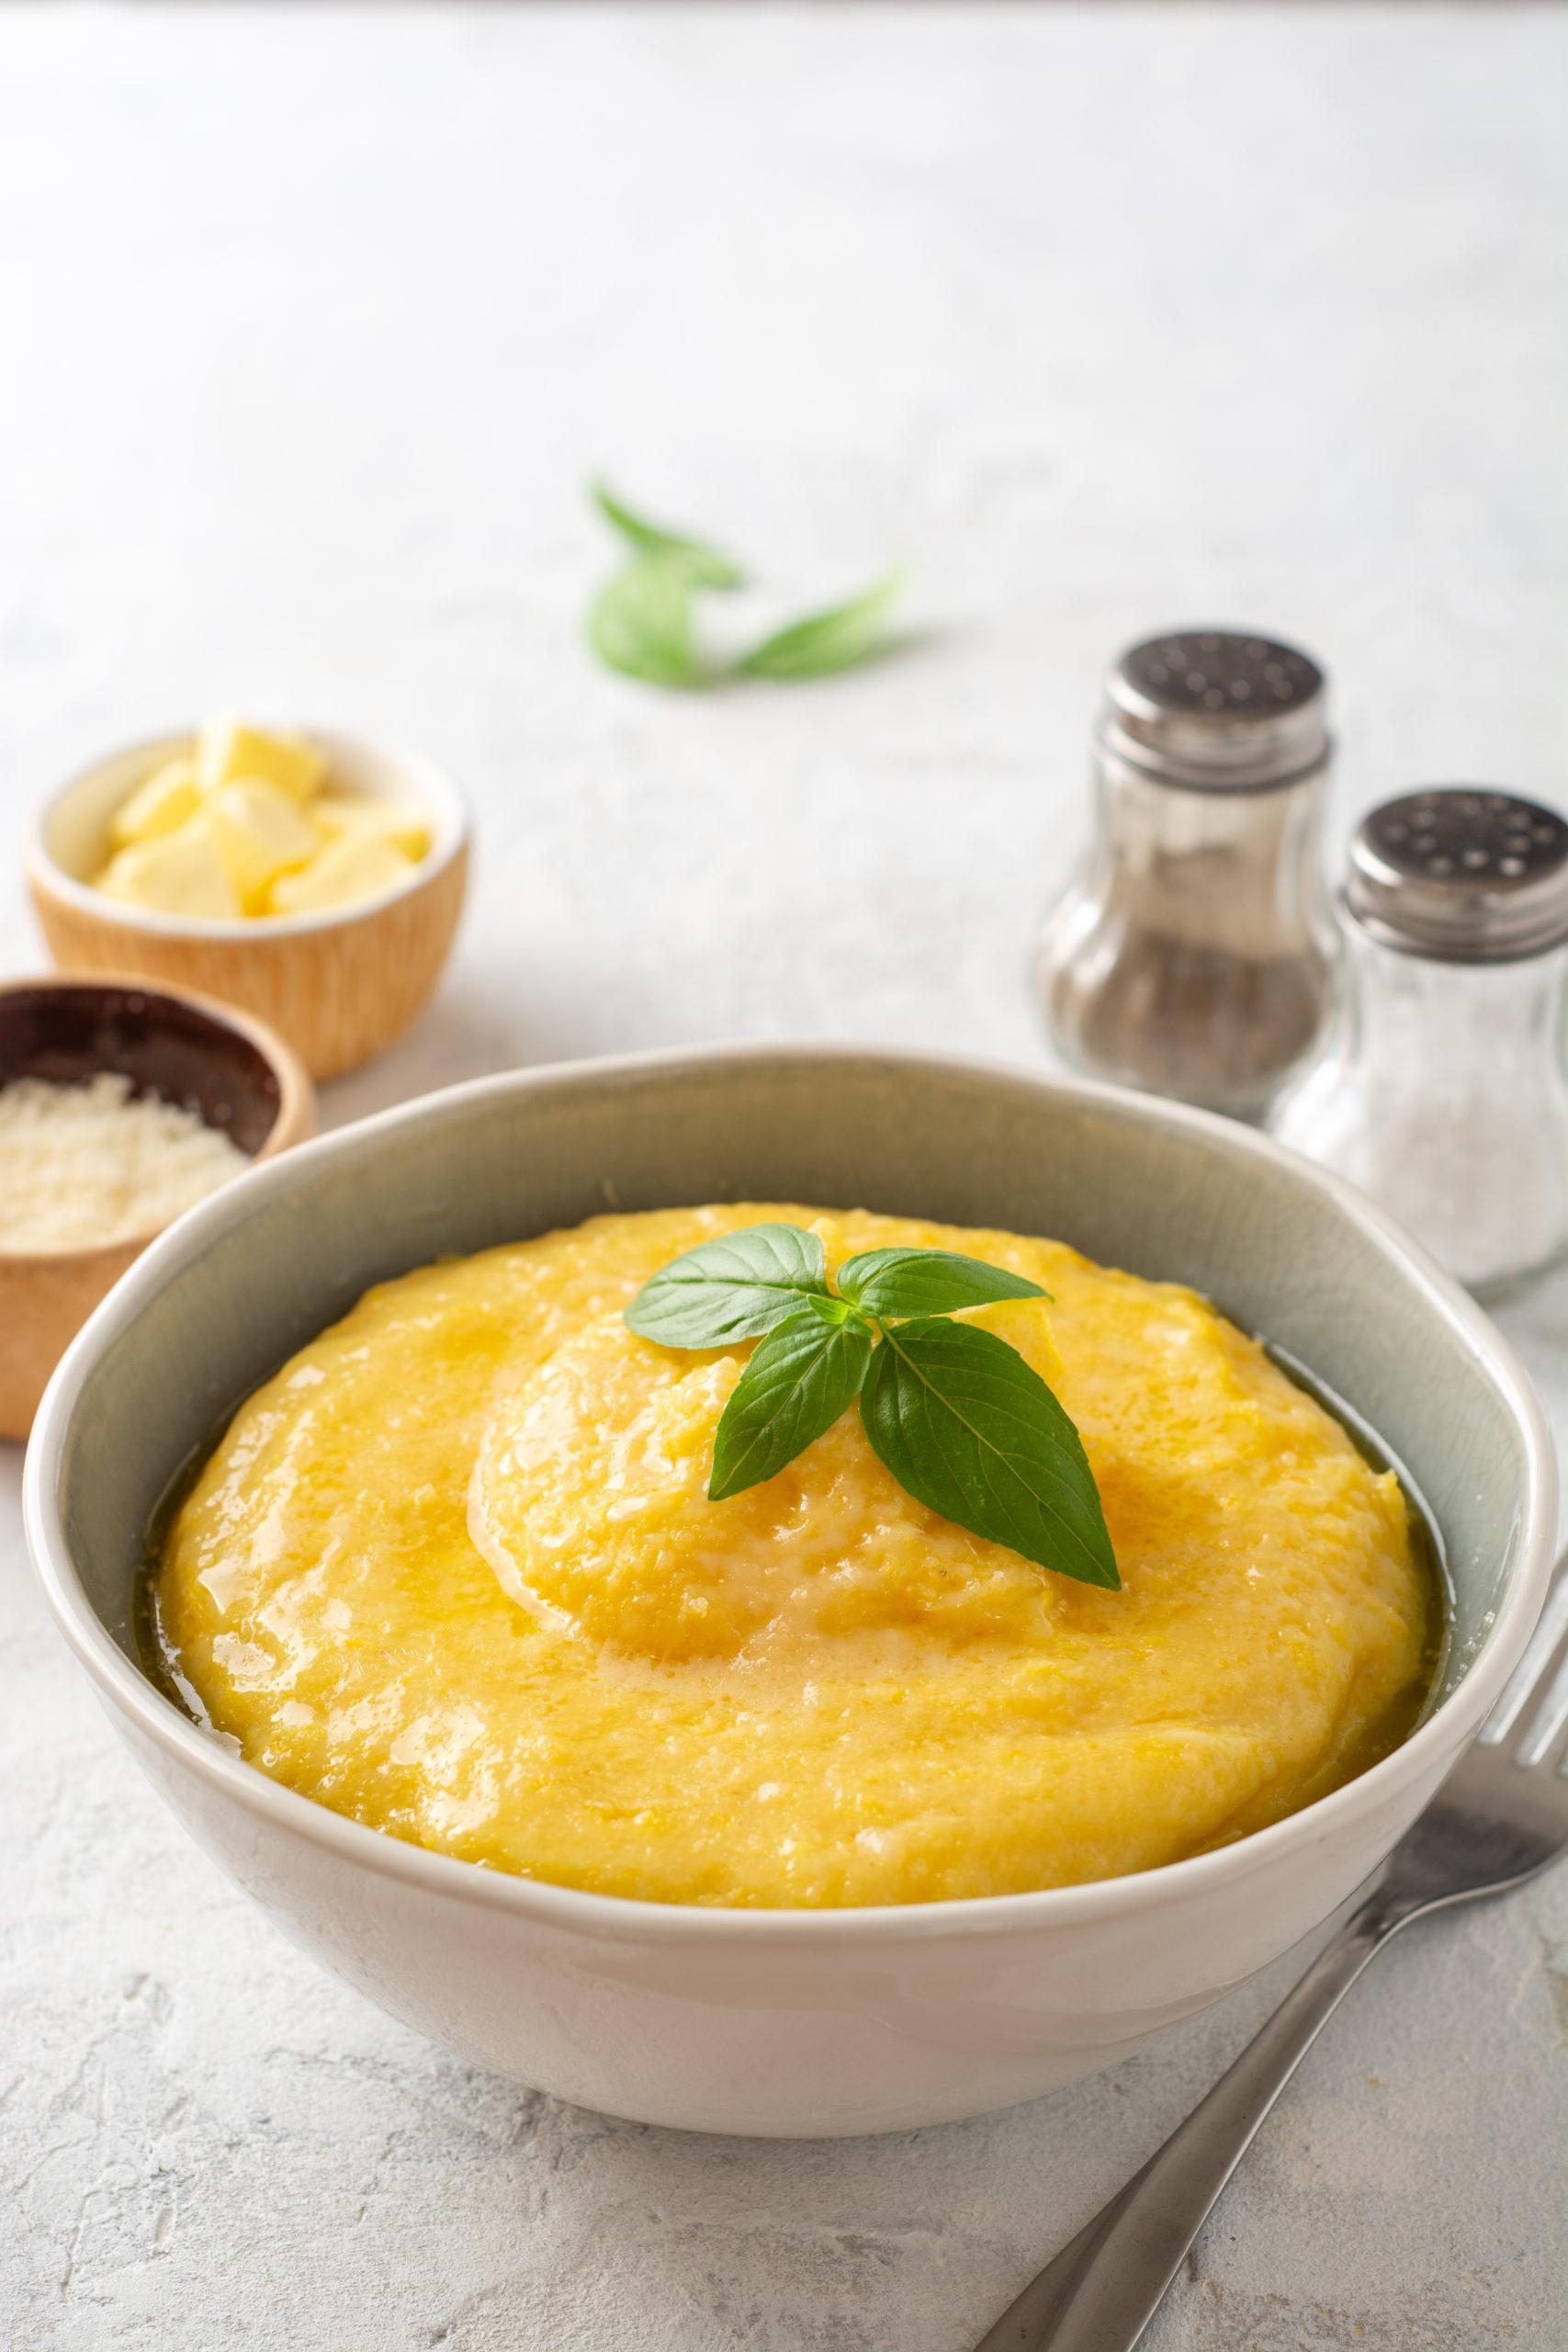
[626,1222,829,1347]
[588,559,705,687]
[735,571,903,680]
[860,1317,1119,1589]
[836,1247,1048,1320]
[592,482,745,591]
[709,1305,873,1500]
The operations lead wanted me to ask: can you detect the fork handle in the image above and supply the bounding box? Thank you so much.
[973,1890,1411,2351]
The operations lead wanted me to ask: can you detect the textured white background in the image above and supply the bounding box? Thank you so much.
[4,6,1568,2347]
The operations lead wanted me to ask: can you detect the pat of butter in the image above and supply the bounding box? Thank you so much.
[197,718,324,805]
[111,757,202,847]
[269,831,413,915]
[97,818,242,920]
[207,780,321,910]
[312,792,432,864]
[93,718,434,923]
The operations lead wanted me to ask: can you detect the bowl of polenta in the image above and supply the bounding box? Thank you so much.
[26,720,468,1080]
[23,1047,1554,2136]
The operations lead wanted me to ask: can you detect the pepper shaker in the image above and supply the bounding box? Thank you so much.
[1269,788,1568,1295]
[1037,628,1334,1121]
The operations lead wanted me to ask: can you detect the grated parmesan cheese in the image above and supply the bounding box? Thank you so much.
[0,1071,250,1253]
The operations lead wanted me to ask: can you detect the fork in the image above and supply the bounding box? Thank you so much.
[974,1553,1568,2352]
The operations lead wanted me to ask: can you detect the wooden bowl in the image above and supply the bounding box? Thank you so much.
[0,974,315,1440]
[27,728,469,1081]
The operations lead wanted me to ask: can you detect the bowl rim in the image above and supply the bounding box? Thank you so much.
[0,969,316,1269]
[26,723,469,941]
[22,1040,1559,1943]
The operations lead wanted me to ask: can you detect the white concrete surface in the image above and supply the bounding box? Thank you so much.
[3,5,1567,2346]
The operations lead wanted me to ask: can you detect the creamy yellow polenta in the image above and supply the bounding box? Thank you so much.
[153,1204,1433,1907]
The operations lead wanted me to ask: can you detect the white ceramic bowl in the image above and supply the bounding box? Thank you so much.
[23,1047,1556,2137]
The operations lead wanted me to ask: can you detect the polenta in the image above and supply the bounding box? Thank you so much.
[152,1204,1434,1907]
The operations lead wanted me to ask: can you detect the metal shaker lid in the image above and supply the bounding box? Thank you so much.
[1102,628,1329,791]
[1348,789,1568,961]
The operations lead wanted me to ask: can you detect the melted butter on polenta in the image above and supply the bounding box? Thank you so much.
[152,1204,1433,1907]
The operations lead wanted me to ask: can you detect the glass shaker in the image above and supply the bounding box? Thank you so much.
[1269,788,1568,1296]
[1037,628,1334,1121]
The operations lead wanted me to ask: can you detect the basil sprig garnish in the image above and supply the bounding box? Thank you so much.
[710,1301,872,1500]
[588,484,902,689]
[621,1222,831,1346]
[626,1226,1119,1589]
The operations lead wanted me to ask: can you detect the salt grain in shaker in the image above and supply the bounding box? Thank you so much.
[1269,788,1568,1296]
[1037,629,1333,1121]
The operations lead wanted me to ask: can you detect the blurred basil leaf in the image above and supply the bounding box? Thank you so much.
[588,559,703,687]
[736,572,902,680]
[592,482,745,591]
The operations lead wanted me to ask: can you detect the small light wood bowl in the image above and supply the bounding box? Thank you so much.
[27,728,469,1081]
[0,974,315,1441]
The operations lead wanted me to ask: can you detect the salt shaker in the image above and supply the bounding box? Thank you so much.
[1037,628,1333,1121]
[1269,788,1568,1295]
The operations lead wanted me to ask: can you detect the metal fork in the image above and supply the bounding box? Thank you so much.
[974,1553,1568,2352]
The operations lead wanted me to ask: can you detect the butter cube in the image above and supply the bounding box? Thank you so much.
[111,757,202,846]
[96,817,243,920]
[208,779,321,910]
[197,718,325,805]
[268,831,414,916]
[312,791,432,864]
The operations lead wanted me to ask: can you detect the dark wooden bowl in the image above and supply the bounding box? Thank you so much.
[0,973,314,1439]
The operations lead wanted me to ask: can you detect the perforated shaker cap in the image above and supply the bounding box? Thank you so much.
[1101,628,1329,790]
[1348,789,1568,962]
